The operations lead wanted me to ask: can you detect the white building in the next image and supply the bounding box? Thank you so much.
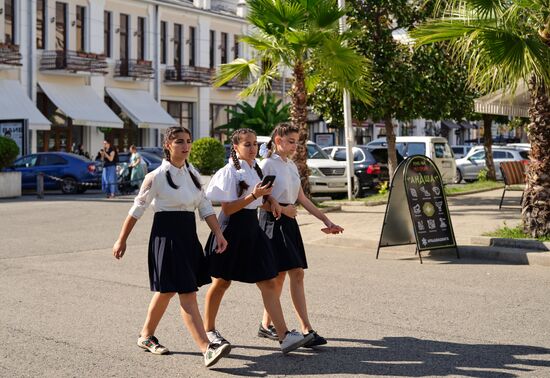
[0,0,249,155]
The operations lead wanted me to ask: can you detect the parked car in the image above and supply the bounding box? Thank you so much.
[256,136,349,197]
[451,145,474,159]
[455,147,529,183]
[136,146,164,158]
[5,152,102,194]
[115,151,162,193]
[323,145,403,197]
[117,150,162,173]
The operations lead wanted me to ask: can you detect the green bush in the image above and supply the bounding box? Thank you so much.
[477,168,488,182]
[189,137,225,174]
[0,136,19,170]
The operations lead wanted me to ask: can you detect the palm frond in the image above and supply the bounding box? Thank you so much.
[213,58,260,87]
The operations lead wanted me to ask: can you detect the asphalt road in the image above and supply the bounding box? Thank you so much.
[1,194,549,377]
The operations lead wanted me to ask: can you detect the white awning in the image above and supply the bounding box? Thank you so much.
[0,80,51,130]
[474,82,530,118]
[39,82,123,128]
[105,87,177,129]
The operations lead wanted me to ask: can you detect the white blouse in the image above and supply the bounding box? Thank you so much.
[129,160,215,220]
[260,153,301,204]
[205,160,264,209]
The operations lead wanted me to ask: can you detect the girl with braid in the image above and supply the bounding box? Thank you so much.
[256,123,343,347]
[203,128,313,354]
[112,127,231,368]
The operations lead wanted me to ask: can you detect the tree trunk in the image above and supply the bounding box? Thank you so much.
[385,117,398,182]
[290,60,311,196]
[482,114,497,181]
[522,77,550,237]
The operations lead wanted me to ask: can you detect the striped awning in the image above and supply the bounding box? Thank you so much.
[474,82,530,118]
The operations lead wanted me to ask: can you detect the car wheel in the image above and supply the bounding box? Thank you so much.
[61,177,78,194]
[464,179,476,183]
[352,176,365,198]
[454,169,463,184]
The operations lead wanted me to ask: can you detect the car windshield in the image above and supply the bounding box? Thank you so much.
[307,143,330,159]
[140,151,162,163]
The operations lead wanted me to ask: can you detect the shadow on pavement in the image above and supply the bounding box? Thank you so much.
[212,337,550,377]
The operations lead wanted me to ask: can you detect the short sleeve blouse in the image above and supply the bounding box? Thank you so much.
[260,154,301,204]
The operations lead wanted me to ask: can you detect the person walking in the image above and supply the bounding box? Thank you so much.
[99,140,117,198]
[129,145,145,190]
[203,128,313,354]
[112,126,231,368]
[256,123,344,347]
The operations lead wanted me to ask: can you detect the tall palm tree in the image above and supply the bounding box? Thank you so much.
[412,0,550,237]
[214,0,371,195]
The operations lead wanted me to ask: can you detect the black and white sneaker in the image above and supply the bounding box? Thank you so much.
[206,329,231,346]
[279,330,314,354]
[258,323,278,341]
[204,340,231,368]
[303,330,327,348]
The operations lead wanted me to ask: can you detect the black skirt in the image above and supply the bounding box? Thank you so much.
[148,211,211,293]
[205,209,278,283]
[259,209,308,272]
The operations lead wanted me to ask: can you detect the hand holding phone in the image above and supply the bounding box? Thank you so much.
[261,175,276,188]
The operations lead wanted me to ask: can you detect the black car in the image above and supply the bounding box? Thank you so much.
[325,145,403,197]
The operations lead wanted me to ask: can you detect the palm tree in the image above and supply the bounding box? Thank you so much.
[216,93,290,136]
[214,0,371,195]
[412,0,550,237]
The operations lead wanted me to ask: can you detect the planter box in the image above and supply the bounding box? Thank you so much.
[0,171,22,198]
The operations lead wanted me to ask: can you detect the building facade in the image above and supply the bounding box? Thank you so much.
[0,0,249,156]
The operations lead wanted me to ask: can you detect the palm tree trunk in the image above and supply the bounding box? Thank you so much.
[522,77,550,237]
[384,117,398,181]
[290,60,311,196]
[482,114,497,181]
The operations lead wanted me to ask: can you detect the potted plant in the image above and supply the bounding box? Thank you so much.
[0,136,21,198]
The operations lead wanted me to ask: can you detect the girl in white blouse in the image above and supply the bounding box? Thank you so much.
[203,128,313,354]
[112,127,230,368]
[257,123,344,348]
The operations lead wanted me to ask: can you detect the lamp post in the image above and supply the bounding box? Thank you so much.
[338,0,355,200]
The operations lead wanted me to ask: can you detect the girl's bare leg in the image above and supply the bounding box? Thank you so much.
[256,278,288,341]
[261,272,286,328]
[140,292,175,337]
[178,292,210,352]
[203,278,232,332]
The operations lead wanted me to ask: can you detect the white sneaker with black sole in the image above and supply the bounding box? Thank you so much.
[204,340,231,368]
[279,330,314,354]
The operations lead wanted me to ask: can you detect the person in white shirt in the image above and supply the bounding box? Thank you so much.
[112,126,230,368]
[257,123,344,347]
[203,128,313,354]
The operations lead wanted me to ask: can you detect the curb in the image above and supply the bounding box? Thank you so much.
[471,236,550,251]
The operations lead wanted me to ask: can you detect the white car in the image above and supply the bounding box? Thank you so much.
[455,147,529,183]
[257,136,348,196]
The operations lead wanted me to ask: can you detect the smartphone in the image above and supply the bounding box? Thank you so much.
[261,175,276,188]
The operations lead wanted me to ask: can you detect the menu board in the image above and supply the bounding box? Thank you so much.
[403,155,456,251]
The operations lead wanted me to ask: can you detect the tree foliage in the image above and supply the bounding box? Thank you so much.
[0,136,19,170]
[189,137,226,174]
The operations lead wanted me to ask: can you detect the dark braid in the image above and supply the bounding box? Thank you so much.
[267,123,300,158]
[230,128,264,196]
[163,126,201,190]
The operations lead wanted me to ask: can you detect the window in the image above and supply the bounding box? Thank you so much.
[174,23,182,66]
[5,0,15,44]
[333,150,347,161]
[188,26,196,66]
[220,32,228,64]
[56,2,67,51]
[76,6,86,52]
[119,14,129,60]
[234,35,240,59]
[104,11,111,57]
[137,17,145,60]
[162,101,194,129]
[470,151,485,160]
[405,143,426,157]
[40,154,67,166]
[14,155,38,168]
[493,151,507,159]
[160,21,167,64]
[209,30,215,68]
[37,0,46,49]
[519,151,530,159]
[210,104,234,138]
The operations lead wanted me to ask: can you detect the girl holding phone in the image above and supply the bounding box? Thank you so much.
[112,126,230,368]
[203,128,313,354]
[257,123,344,347]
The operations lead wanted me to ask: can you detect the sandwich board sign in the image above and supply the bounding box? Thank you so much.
[376,155,458,263]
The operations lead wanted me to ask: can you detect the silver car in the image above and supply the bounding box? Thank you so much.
[455,147,529,183]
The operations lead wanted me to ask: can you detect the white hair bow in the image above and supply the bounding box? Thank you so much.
[259,143,269,158]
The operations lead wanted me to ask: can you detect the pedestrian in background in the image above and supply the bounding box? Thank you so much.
[112,126,231,368]
[129,145,145,191]
[99,140,117,199]
[257,123,344,347]
[203,128,313,354]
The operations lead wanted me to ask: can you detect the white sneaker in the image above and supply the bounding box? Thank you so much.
[279,330,314,354]
[206,329,231,345]
[137,335,169,355]
[204,340,231,368]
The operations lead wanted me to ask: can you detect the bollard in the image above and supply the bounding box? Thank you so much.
[37,172,44,199]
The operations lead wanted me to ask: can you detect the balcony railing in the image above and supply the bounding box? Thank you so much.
[40,50,108,75]
[0,43,22,67]
[115,59,154,80]
[220,77,249,90]
[164,65,214,86]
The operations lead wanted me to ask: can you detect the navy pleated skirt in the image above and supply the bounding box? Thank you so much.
[148,211,211,293]
[205,209,278,283]
[259,209,308,272]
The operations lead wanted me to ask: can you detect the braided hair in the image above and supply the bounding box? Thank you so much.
[162,126,201,190]
[230,128,264,197]
[266,123,300,158]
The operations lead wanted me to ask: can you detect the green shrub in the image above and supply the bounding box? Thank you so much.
[477,168,488,182]
[0,136,19,170]
[189,137,225,174]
